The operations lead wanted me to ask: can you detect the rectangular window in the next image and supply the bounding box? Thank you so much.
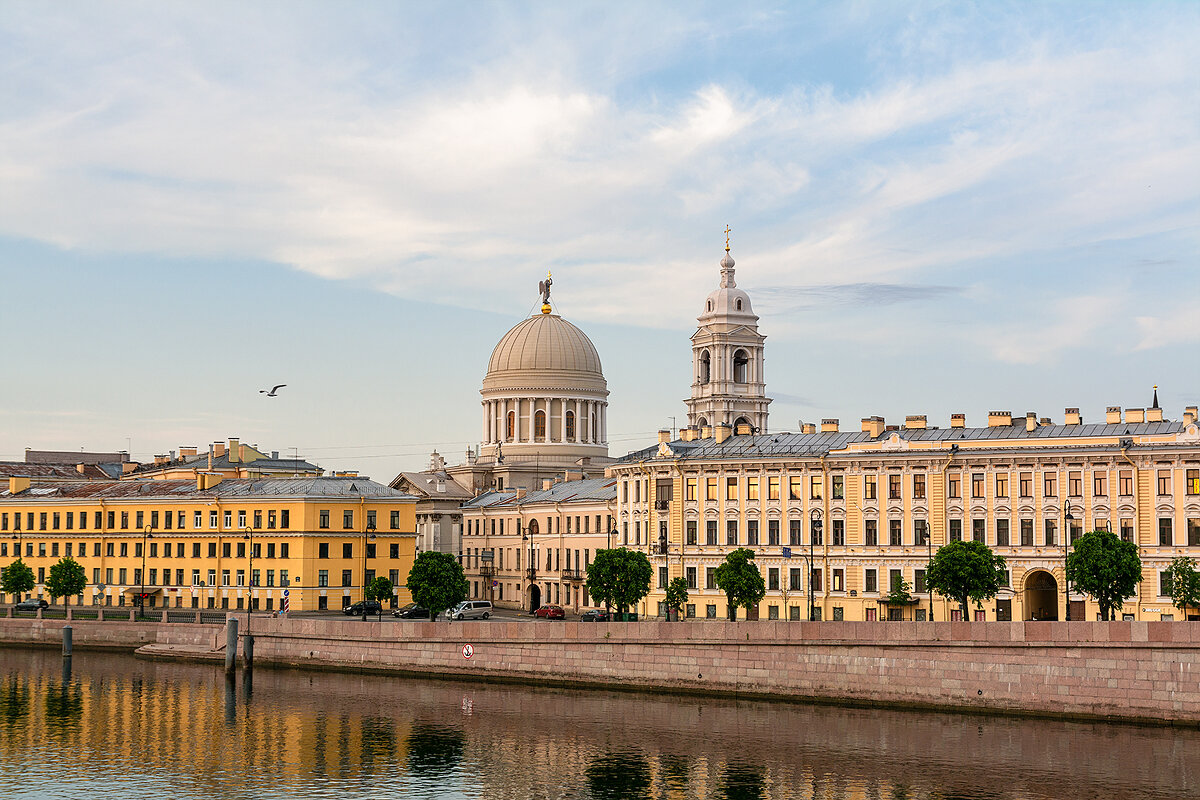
[971,473,984,498]
[706,478,718,501]
[810,476,822,500]
[768,476,780,500]
[913,473,926,500]
[120,512,129,529]
[864,519,878,547]
[810,519,823,547]
[1158,470,1172,496]
[1119,470,1133,496]
[746,520,759,546]
[706,521,718,546]
[889,569,903,594]
[318,510,329,529]
[746,477,759,501]
[342,542,353,559]
[1189,519,1200,547]
[317,570,328,588]
[811,569,822,592]
[221,510,231,528]
[832,475,844,500]
[888,519,902,546]
[341,570,352,587]
[864,475,877,500]
[685,521,697,546]
[973,519,986,543]
[686,566,697,590]
[1069,471,1082,497]
[1187,469,1200,496]
[831,519,844,546]
[995,474,1008,498]
[914,519,929,546]
[658,566,668,589]
[766,567,779,591]
[947,474,960,499]
[685,478,697,501]
[786,477,801,501]
[706,567,717,590]
[996,519,1010,547]
[1019,472,1032,498]
[1044,473,1057,497]
[1159,518,1173,547]
[789,568,803,591]
[1094,471,1109,497]
[1161,571,1173,597]
[726,520,738,546]
[1021,519,1034,547]
[832,569,844,592]
[864,569,877,593]
[949,519,962,542]
[343,510,354,529]
[1044,519,1056,547]
[724,477,738,502]
[889,474,902,500]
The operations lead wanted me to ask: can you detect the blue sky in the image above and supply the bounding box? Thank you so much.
[1,2,1197,479]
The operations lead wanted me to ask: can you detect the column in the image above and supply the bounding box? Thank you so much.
[561,397,568,442]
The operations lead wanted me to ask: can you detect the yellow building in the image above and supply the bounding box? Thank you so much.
[0,474,416,612]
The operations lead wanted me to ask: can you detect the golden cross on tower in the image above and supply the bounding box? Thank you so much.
[724,225,732,252]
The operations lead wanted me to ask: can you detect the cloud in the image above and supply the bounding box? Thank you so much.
[1135,306,1200,351]
[753,282,961,311]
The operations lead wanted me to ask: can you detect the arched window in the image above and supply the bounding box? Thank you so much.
[699,350,711,384]
[736,299,742,311]
[735,416,752,433]
[506,411,515,441]
[565,410,576,441]
[697,417,709,430]
[733,349,749,384]
[707,300,713,312]
[591,413,596,442]
[534,410,546,441]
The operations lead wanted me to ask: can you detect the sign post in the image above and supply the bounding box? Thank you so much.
[281,588,290,617]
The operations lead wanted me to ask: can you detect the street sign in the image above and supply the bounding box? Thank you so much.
[282,588,290,598]
[462,644,474,660]
[782,546,792,558]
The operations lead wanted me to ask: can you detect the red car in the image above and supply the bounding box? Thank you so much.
[534,604,565,620]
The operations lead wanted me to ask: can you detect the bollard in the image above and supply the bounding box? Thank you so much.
[244,634,254,671]
[225,616,239,675]
[62,625,72,657]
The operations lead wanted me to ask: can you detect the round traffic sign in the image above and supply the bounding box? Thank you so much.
[462,644,474,660]
[282,588,290,597]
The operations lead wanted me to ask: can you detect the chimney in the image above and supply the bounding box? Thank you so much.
[8,476,30,495]
[1025,412,1037,433]
[154,454,169,466]
[861,417,885,437]
[904,415,927,430]
[680,427,696,442]
[1064,408,1081,425]
[1146,406,1164,423]
[1125,408,1145,424]
[950,413,966,429]
[271,450,279,460]
[516,487,528,499]
[76,463,86,474]
[213,441,226,458]
[987,411,1012,428]
[801,423,816,435]
[700,424,713,439]
[715,423,732,444]
[169,450,176,461]
[121,462,136,475]
[1185,406,1198,425]
[543,479,553,490]
[658,429,671,444]
[197,473,224,491]
[228,438,240,464]
[735,423,753,436]
[1106,406,1121,424]
[180,447,198,459]
[820,418,839,433]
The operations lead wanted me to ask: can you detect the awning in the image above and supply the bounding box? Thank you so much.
[122,586,163,595]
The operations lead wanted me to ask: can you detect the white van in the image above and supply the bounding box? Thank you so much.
[450,600,493,620]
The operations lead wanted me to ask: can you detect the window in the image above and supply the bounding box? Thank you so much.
[1044,519,1056,547]
[914,520,929,546]
[733,349,748,383]
[193,543,201,558]
[889,520,902,547]
[788,520,801,546]
[832,475,844,500]
[1188,469,1200,496]
[1094,471,1109,497]
[947,474,960,499]
[1021,519,1034,547]
[1161,570,1173,597]
[1158,470,1172,496]
[706,567,717,589]
[767,520,780,546]
[726,520,738,546]
[1043,472,1058,497]
[1189,519,1200,547]
[913,473,926,500]
[889,474,902,500]
[864,519,878,547]
[996,519,1010,546]
[995,474,1008,498]
[318,542,329,559]
[223,510,232,528]
[971,473,984,498]
[746,520,759,546]
[1068,471,1082,497]
[810,476,822,500]
[686,521,697,546]
[534,410,546,440]
[342,542,353,559]
[810,519,823,546]
[341,570,352,587]
[706,521,718,546]
[768,568,779,591]
[343,510,354,529]
[1119,470,1133,496]
[506,411,515,440]
[864,475,877,500]
[564,410,575,440]
[811,569,822,592]
[686,567,697,590]
[914,569,927,594]
[746,477,759,501]
[864,569,878,593]
[949,519,962,542]
[889,569,903,594]
[768,477,780,500]
[686,478,697,501]
[120,512,129,529]
[725,478,738,501]
[832,569,844,592]
[658,566,668,589]
[789,477,803,500]
[973,519,986,543]
[1159,518,1173,547]
[789,568,803,591]
[706,478,718,501]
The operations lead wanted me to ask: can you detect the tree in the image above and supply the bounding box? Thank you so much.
[664,576,689,620]
[925,540,1007,619]
[1,559,34,599]
[1164,557,1200,620]
[1066,530,1143,620]
[46,558,86,608]
[886,575,913,606]
[586,548,652,620]
[406,551,468,621]
[365,575,394,604]
[713,548,766,620]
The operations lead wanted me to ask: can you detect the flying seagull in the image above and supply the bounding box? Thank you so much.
[259,384,286,396]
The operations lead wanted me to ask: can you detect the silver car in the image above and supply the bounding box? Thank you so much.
[450,600,493,620]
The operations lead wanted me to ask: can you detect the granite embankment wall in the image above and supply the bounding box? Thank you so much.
[3,616,1199,724]
[0,616,224,651]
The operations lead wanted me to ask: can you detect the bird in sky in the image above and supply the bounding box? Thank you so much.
[259,384,286,396]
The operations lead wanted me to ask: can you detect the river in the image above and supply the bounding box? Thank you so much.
[0,648,1195,799]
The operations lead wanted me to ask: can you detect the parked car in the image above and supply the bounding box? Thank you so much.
[392,603,432,619]
[344,600,383,616]
[449,600,493,620]
[580,609,610,622]
[14,598,48,611]
[534,604,565,620]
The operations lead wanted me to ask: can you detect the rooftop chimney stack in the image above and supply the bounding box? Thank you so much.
[1064,408,1081,425]
[988,411,1013,428]
[228,438,240,464]
[1025,412,1038,433]
[820,419,840,433]
[1106,406,1122,424]
[904,415,927,430]
[1184,406,1198,425]
[1146,406,1164,423]
[861,417,886,437]
[658,429,671,444]
[801,423,816,435]
[715,423,733,444]
[1125,408,1145,424]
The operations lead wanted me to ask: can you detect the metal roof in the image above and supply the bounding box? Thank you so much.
[389,471,474,499]
[0,476,415,501]
[519,477,617,505]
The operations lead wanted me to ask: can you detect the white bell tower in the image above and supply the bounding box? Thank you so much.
[685,232,770,434]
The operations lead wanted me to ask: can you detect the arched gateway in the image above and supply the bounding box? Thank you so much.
[1024,570,1059,620]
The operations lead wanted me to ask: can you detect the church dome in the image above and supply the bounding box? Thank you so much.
[699,251,757,323]
[484,313,606,392]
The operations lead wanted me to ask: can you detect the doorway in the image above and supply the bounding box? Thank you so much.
[1023,570,1059,620]
[528,584,541,613]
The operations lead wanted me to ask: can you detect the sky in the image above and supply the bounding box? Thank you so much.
[1,2,1198,480]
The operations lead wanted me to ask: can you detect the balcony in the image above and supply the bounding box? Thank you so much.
[655,500,671,512]
[479,565,495,578]
[525,568,538,581]
[561,569,585,582]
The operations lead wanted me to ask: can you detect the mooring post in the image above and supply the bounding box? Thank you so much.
[243,632,254,671]
[225,616,239,675]
[62,625,72,657]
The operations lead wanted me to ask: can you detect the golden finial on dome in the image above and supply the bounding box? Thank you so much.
[539,270,553,314]
[724,225,732,252]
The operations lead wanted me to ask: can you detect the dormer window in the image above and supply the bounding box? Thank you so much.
[707,300,713,312]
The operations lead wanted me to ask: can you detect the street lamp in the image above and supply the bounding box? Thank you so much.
[925,519,934,623]
[1063,500,1074,621]
[243,526,254,635]
[140,525,153,619]
[362,521,377,622]
[809,508,822,622]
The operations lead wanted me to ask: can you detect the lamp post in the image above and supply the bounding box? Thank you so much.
[11,532,20,601]
[1063,500,1074,621]
[362,521,376,622]
[140,525,153,619]
[926,519,934,623]
[809,508,822,622]
[243,526,254,635]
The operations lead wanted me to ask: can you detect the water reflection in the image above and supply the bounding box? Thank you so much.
[0,647,1196,800]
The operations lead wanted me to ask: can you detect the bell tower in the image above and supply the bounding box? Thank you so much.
[685,232,770,434]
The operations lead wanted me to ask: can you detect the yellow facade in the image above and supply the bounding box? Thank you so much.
[616,407,1200,622]
[0,475,416,612]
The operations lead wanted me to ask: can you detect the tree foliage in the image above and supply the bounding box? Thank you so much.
[586,548,652,617]
[925,540,1007,618]
[365,575,394,603]
[406,551,468,620]
[714,548,766,620]
[886,575,913,607]
[1066,530,1142,620]
[664,576,689,616]
[46,558,86,607]
[1,559,34,598]
[1164,557,1200,620]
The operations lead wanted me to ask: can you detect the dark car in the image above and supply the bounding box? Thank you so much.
[344,601,383,616]
[580,609,610,622]
[392,603,431,619]
[14,598,48,611]
[534,604,565,620]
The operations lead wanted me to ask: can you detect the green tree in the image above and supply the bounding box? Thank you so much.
[1163,556,1200,620]
[406,551,468,621]
[46,558,86,608]
[713,548,766,620]
[365,575,394,604]
[1066,530,1143,620]
[886,575,913,606]
[664,576,689,620]
[585,548,652,619]
[1,559,35,600]
[925,540,1007,619]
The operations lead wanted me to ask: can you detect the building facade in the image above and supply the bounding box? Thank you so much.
[0,474,417,611]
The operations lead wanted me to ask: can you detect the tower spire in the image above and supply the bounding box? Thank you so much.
[720,228,736,289]
[1152,385,1160,410]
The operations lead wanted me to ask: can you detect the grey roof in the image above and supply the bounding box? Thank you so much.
[620,419,1188,463]
[0,476,416,501]
[127,454,322,476]
[519,477,617,505]
[462,490,518,509]
[390,471,473,499]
